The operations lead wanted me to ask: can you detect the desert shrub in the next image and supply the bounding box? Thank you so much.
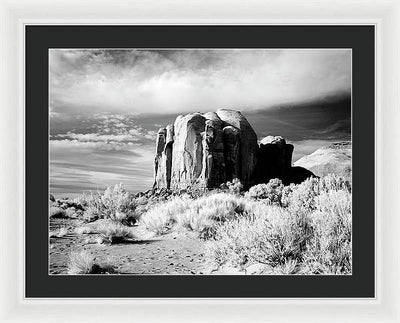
[318,173,351,193]
[100,184,136,219]
[205,205,312,268]
[245,179,284,205]
[194,193,246,221]
[67,250,115,275]
[283,177,321,214]
[74,226,94,235]
[140,192,248,237]
[49,206,67,219]
[175,209,213,233]
[281,174,351,215]
[67,250,94,274]
[136,196,148,205]
[226,178,243,194]
[300,190,352,274]
[65,208,76,218]
[183,185,209,199]
[281,184,295,208]
[186,193,247,239]
[140,196,192,235]
[83,205,99,222]
[49,227,68,238]
[73,194,89,208]
[97,221,135,244]
[81,184,139,222]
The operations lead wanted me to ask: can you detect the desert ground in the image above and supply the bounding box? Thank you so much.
[50,218,207,275]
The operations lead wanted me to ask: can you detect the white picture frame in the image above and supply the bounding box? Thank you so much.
[0,0,398,322]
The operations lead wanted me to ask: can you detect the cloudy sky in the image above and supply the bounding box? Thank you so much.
[50,49,351,196]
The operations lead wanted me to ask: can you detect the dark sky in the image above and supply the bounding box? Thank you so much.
[49,49,351,196]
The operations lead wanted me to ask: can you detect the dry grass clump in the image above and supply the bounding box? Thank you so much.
[205,206,310,270]
[49,206,67,219]
[67,250,94,274]
[140,195,192,235]
[49,204,77,219]
[140,193,246,237]
[74,226,94,235]
[97,221,135,244]
[65,208,76,218]
[67,250,115,275]
[49,227,68,238]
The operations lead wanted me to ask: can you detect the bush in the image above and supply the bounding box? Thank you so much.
[319,173,351,193]
[140,196,192,235]
[283,177,321,214]
[245,179,284,205]
[67,250,115,275]
[83,205,99,222]
[175,209,213,233]
[80,184,139,222]
[65,208,76,218]
[205,205,312,268]
[73,193,89,206]
[49,206,67,219]
[226,178,243,194]
[74,226,94,235]
[67,250,94,274]
[140,192,248,237]
[300,190,352,274]
[49,227,68,238]
[280,174,351,215]
[97,221,135,244]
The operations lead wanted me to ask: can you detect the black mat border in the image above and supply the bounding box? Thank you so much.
[25,25,375,298]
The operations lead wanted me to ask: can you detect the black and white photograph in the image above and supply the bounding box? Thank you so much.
[49,48,352,276]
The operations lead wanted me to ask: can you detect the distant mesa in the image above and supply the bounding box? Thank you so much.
[153,109,348,190]
[294,141,352,179]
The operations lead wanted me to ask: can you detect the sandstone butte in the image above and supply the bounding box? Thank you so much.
[153,109,317,190]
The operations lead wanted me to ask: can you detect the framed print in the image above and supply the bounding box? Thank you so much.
[1,0,400,322]
[25,25,374,298]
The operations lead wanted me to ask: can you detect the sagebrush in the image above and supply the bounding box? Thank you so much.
[67,250,115,275]
[78,184,139,222]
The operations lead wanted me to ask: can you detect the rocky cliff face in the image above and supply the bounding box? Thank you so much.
[257,136,294,184]
[153,109,315,190]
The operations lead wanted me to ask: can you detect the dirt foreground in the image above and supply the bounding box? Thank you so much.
[49,218,209,275]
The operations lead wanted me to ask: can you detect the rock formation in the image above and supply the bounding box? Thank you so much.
[170,113,206,190]
[257,136,294,184]
[294,141,352,179]
[153,125,174,189]
[216,109,259,185]
[152,109,319,190]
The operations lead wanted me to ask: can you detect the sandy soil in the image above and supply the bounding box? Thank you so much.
[49,218,209,275]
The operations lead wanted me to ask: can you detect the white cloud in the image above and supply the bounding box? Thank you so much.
[56,132,140,143]
[50,49,351,115]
